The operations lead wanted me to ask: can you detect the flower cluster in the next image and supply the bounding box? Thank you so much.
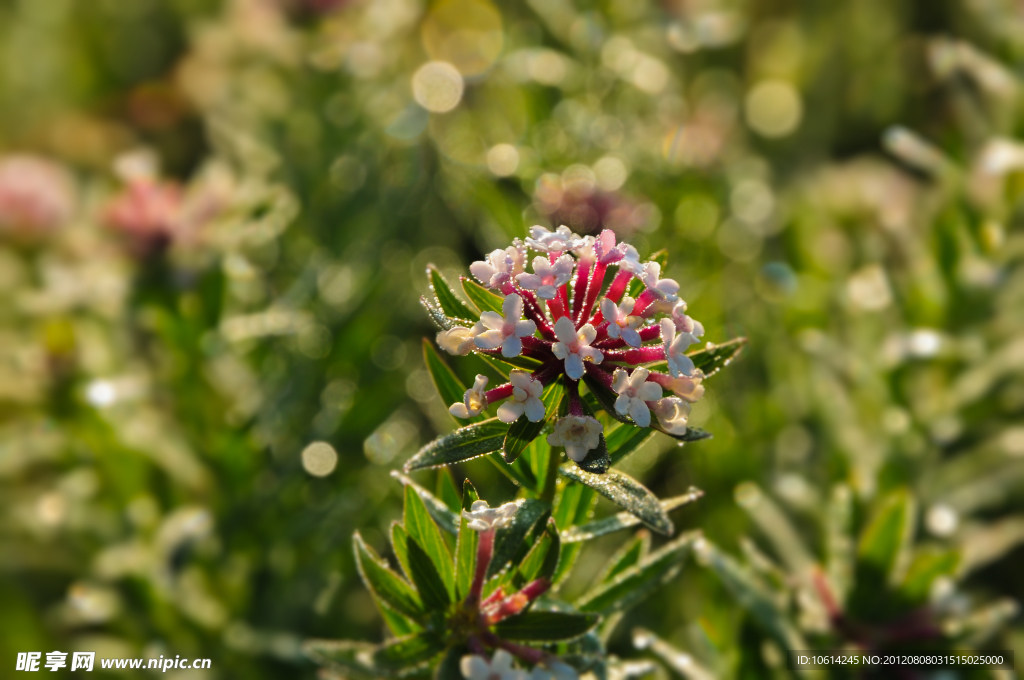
[438,227,706,462]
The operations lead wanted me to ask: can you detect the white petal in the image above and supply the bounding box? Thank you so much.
[611,368,629,394]
[618,296,636,316]
[536,285,556,299]
[501,335,523,358]
[621,326,641,348]
[579,346,603,364]
[600,298,618,322]
[578,323,597,345]
[503,293,524,320]
[564,353,585,380]
[516,273,544,290]
[449,403,470,418]
[606,323,622,340]
[551,341,569,360]
[637,381,662,401]
[614,393,631,415]
[660,318,675,348]
[553,316,577,344]
[524,397,545,422]
[480,311,505,331]
[628,398,651,427]
[509,369,530,389]
[474,329,505,350]
[492,650,515,674]
[497,400,526,423]
[469,262,497,286]
[460,655,490,680]
[565,441,588,462]
[514,319,537,337]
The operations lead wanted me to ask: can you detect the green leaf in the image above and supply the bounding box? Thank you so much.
[582,375,633,426]
[421,295,462,332]
[403,485,456,599]
[462,278,505,314]
[484,452,539,491]
[825,485,854,604]
[561,489,704,543]
[599,533,649,583]
[493,610,600,641]
[437,469,461,512]
[405,418,510,471]
[857,488,915,583]
[392,471,459,535]
[353,532,424,621]
[391,522,413,580]
[560,466,674,536]
[406,537,451,610]
[303,640,381,680]
[372,631,446,671]
[429,265,478,320]
[553,481,596,583]
[454,480,480,601]
[434,647,468,680]
[503,379,566,464]
[575,432,611,474]
[605,424,654,466]
[901,548,959,603]
[577,532,696,615]
[423,340,485,425]
[647,337,748,379]
[696,539,805,650]
[512,519,560,589]
[379,602,422,638]
[488,498,551,578]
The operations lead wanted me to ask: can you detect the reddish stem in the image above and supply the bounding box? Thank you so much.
[517,289,555,340]
[571,258,591,324]
[633,288,658,315]
[578,261,607,326]
[603,346,666,364]
[481,632,546,665]
[484,383,514,403]
[594,323,661,350]
[604,270,634,304]
[547,297,567,322]
[584,362,614,387]
[467,530,495,607]
[566,380,584,416]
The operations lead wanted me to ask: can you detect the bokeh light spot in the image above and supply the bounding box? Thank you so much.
[412,61,464,113]
[301,442,338,477]
[746,80,802,137]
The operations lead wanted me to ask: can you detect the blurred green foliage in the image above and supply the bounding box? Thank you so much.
[1,0,1022,677]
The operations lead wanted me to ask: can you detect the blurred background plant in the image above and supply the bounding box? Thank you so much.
[0,0,1022,677]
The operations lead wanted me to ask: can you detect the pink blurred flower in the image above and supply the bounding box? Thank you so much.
[0,155,76,238]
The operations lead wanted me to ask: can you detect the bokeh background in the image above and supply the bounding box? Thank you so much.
[1,0,1023,677]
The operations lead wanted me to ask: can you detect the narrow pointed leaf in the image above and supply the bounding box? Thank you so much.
[561,489,703,543]
[429,266,478,320]
[605,424,654,466]
[421,296,462,331]
[488,498,550,578]
[303,640,381,680]
[599,533,649,583]
[512,520,560,589]
[406,537,451,610]
[462,278,504,314]
[353,532,424,621]
[392,471,459,535]
[646,337,748,379]
[577,532,696,615]
[371,630,446,671]
[437,469,461,512]
[391,522,413,580]
[423,340,481,425]
[575,432,611,474]
[485,452,538,491]
[493,610,600,641]
[901,548,959,604]
[857,488,915,583]
[405,418,510,471]
[560,466,674,536]
[403,485,455,599]
[454,480,479,601]
[379,603,421,637]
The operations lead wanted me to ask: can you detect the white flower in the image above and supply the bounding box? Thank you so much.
[601,296,643,347]
[640,261,679,301]
[461,650,525,680]
[651,396,691,435]
[516,255,575,300]
[551,317,603,380]
[436,323,482,356]
[612,367,662,427]
[547,416,603,462]
[450,374,488,419]
[617,244,644,274]
[462,500,522,533]
[660,317,701,378]
[470,241,527,289]
[571,234,596,261]
[594,229,627,265]
[474,294,538,358]
[663,369,705,402]
[528,661,579,680]
[525,225,579,253]
[671,301,705,340]
[497,369,545,423]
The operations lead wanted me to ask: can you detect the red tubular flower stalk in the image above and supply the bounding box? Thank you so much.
[603,346,666,364]
[466,529,495,607]
[571,258,591,324]
[578,260,606,325]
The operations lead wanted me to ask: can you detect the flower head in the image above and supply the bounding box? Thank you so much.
[547,415,603,462]
[525,225,578,254]
[497,370,545,423]
[612,367,662,427]
[660,317,702,378]
[474,294,538,358]
[470,241,527,289]
[463,499,522,533]
[594,229,628,265]
[461,650,524,680]
[516,255,575,300]
[551,317,602,380]
[601,296,643,347]
[662,369,706,402]
[617,244,644,274]
[450,374,488,419]
[651,396,691,435]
